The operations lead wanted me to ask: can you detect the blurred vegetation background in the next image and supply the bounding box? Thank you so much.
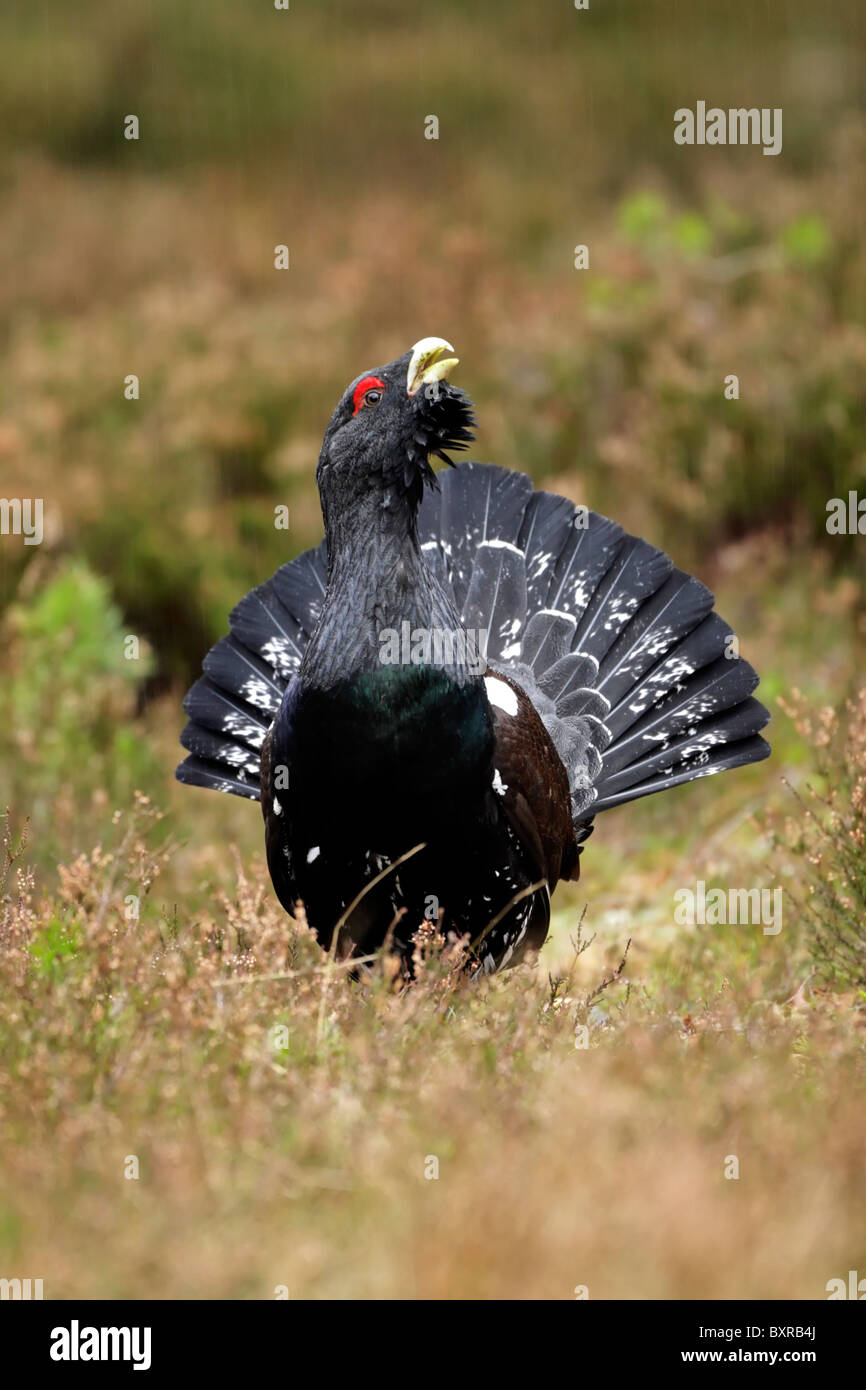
[2,0,864,868]
[0,0,865,1299]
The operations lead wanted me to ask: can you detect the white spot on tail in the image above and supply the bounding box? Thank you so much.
[480,538,524,554]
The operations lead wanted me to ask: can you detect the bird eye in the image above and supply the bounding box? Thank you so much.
[351,375,386,416]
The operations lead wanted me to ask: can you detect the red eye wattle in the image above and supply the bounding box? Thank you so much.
[352,376,386,415]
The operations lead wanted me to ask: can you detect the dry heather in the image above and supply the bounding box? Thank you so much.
[1,727,865,1300]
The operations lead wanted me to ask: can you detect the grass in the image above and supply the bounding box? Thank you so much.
[0,0,864,1300]
[1,769,865,1300]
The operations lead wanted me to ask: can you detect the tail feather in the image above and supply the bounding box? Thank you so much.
[179,721,261,779]
[522,609,577,672]
[461,539,527,662]
[267,542,328,636]
[228,585,306,679]
[175,753,261,800]
[182,677,270,750]
[420,462,533,614]
[600,656,761,778]
[595,571,715,706]
[604,612,737,741]
[591,734,771,815]
[571,536,674,663]
[536,646,600,702]
[520,491,623,618]
[202,636,284,715]
[595,697,770,801]
[175,542,328,797]
[419,539,450,590]
[557,688,610,721]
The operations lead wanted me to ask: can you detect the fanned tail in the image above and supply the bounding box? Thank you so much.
[419,463,770,830]
[178,462,770,823]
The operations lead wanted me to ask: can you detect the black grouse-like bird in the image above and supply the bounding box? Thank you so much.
[177,338,770,972]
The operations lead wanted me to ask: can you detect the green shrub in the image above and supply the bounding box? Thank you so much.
[0,559,157,861]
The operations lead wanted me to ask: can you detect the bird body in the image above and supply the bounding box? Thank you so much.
[178,339,770,972]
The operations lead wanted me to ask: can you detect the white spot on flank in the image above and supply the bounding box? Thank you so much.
[306,846,321,863]
[485,676,518,717]
[492,768,508,796]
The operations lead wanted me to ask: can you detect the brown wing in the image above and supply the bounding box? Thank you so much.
[485,670,580,888]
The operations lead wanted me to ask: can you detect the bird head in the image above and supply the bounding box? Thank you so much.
[316,337,476,515]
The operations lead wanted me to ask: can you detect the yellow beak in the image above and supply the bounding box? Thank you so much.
[406,337,459,396]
